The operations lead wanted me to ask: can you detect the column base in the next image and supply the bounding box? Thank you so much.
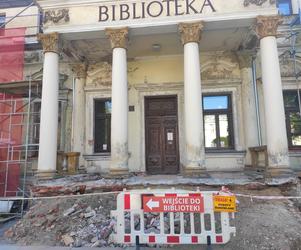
[36,170,57,180]
[109,168,130,178]
[183,165,208,178]
[264,167,296,185]
[265,166,294,178]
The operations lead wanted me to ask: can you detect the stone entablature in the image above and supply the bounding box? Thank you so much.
[37,0,277,31]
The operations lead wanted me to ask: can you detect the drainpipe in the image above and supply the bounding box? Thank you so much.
[252,55,262,146]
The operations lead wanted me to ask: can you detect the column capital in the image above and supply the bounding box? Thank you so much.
[72,63,87,78]
[37,32,59,54]
[237,52,253,69]
[256,15,283,40]
[105,27,129,49]
[178,22,204,45]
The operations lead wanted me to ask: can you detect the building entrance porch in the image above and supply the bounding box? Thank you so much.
[36,14,293,179]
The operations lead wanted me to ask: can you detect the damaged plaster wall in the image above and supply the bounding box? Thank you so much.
[83,52,247,173]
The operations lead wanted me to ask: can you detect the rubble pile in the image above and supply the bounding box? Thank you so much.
[5,195,119,247]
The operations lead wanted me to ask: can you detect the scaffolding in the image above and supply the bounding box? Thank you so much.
[0,79,41,217]
[0,0,43,217]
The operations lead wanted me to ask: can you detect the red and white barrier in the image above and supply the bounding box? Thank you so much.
[110,189,236,245]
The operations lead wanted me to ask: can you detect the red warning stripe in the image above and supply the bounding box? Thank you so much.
[189,193,202,197]
[149,235,156,243]
[167,236,180,243]
[191,236,198,243]
[165,193,177,197]
[216,235,223,243]
[124,194,131,210]
[124,235,131,243]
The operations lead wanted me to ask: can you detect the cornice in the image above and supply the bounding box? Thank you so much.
[36,0,148,9]
[37,0,278,11]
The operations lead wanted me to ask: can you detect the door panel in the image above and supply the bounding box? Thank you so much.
[162,117,179,174]
[145,96,179,174]
[146,118,163,173]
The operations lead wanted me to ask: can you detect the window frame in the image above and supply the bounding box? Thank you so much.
[94,98,111,154]
[202,93,235,151]
[283,90,301,150]
[277,0,292,16]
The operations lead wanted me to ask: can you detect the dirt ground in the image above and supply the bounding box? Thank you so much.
[3,181,301,250]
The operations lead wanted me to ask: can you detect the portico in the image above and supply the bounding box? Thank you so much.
[35,0,294,178]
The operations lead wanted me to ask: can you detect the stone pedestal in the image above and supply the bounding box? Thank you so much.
[66,152,80,175]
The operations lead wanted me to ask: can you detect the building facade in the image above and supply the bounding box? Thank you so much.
[2,0,301,179]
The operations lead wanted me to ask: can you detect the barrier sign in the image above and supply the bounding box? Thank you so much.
[111,190,236,245]
[143,194,204,213]
[213,195,236,212]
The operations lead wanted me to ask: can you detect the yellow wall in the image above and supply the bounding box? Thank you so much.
[128,56,184,85]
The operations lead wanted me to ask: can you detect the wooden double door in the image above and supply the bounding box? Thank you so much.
[145,96,179,174]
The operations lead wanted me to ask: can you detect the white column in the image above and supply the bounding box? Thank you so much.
[179,22,206,175]
[105,28,129,176]
[292,0,300,14]
[37,33,59,178]
[256,16,291,176]
[238,53,259,165]
[71,64,87,167]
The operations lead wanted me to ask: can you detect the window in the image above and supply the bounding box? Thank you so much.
[203,94,234,150]
[277,0,292,16]
[0,14,5,27]
[0,14,5,36]
[283,90,301,148]
[94,99,111,153]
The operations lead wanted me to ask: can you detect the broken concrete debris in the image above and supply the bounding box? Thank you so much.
[63,204,78,217]
[4,194,185,247]
[61,234,74,246]
[4,195,119,247]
